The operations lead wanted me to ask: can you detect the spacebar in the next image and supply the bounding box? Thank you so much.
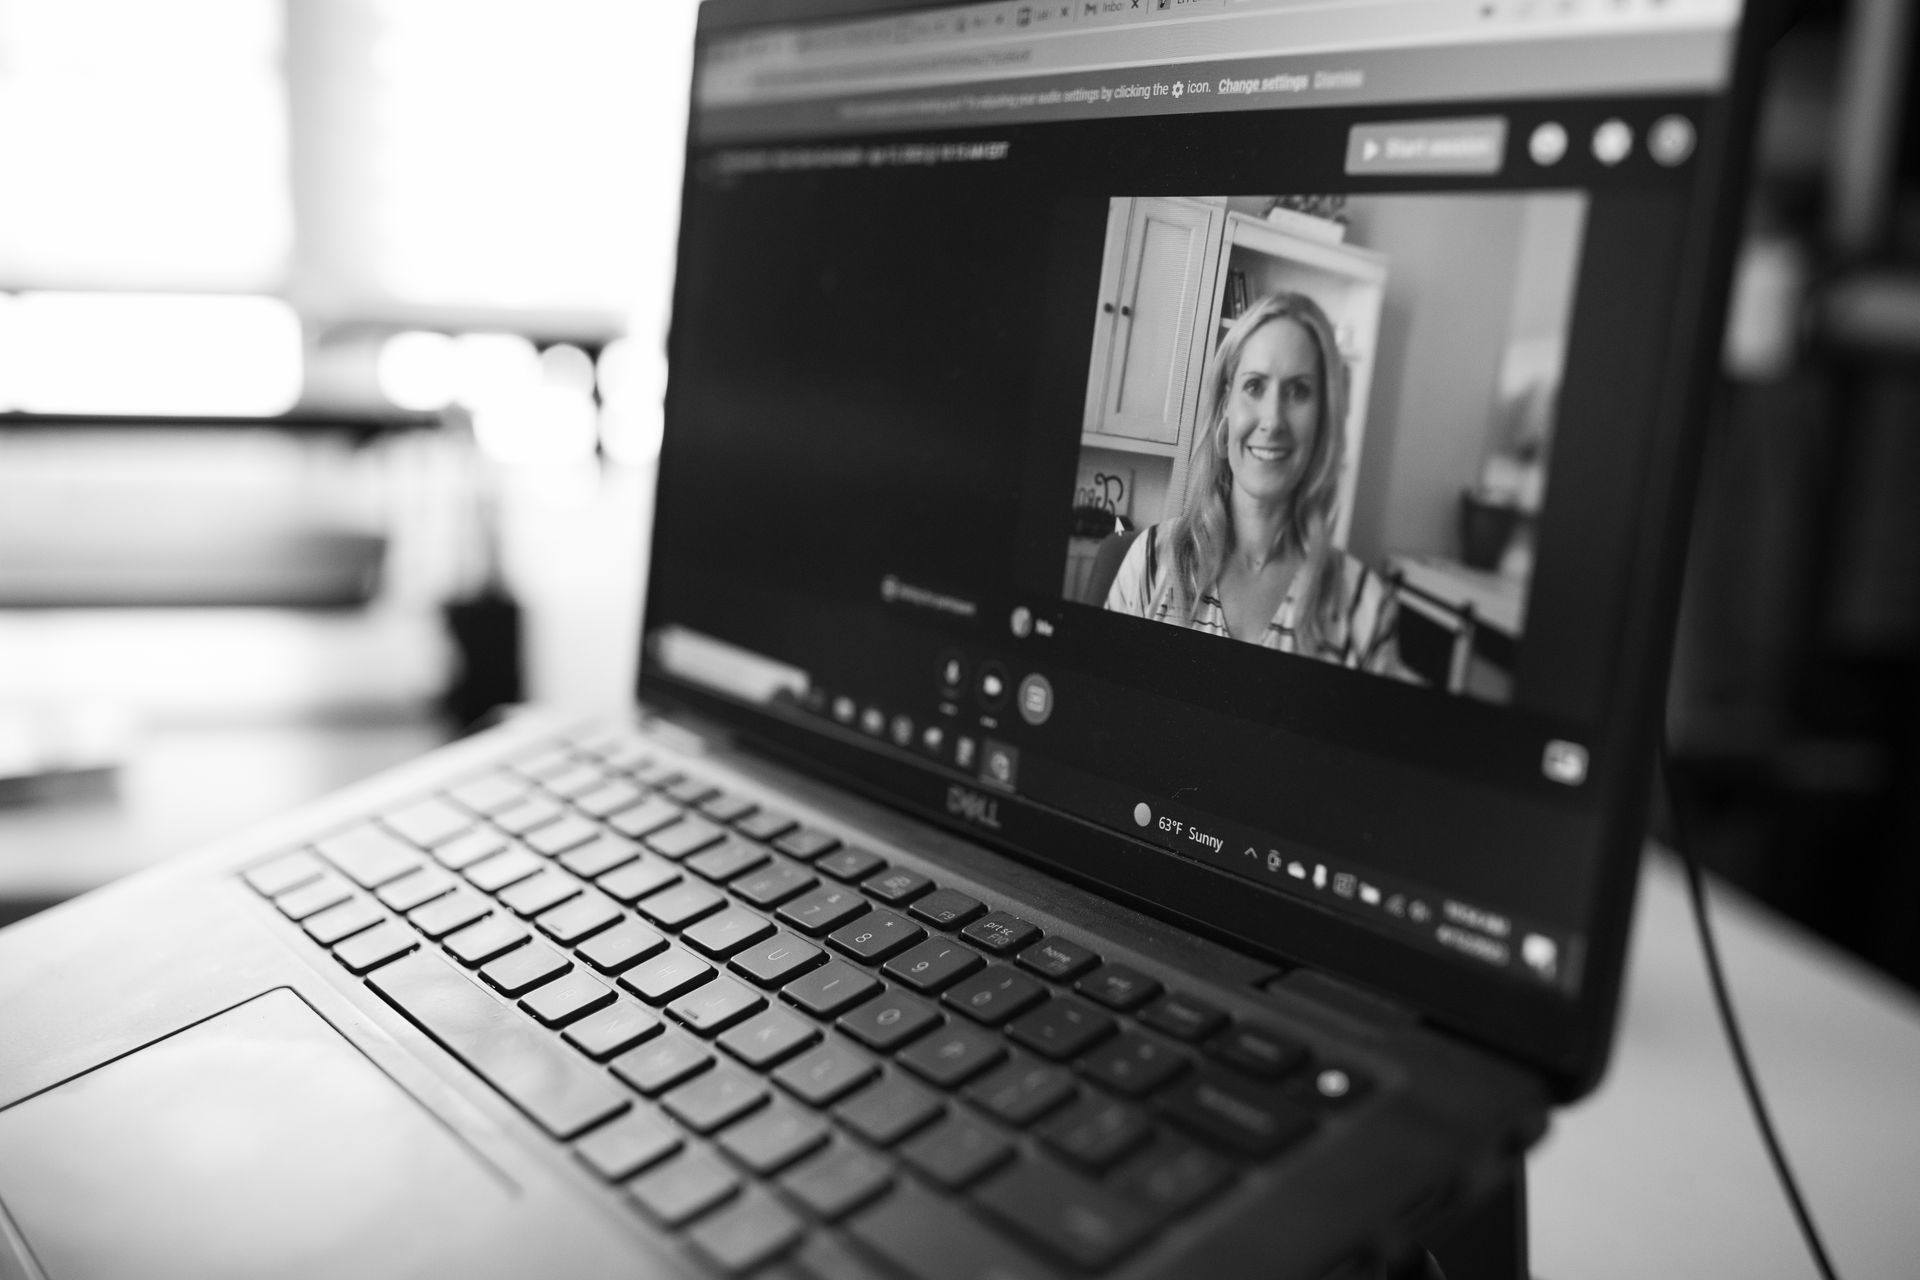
[367,949,630,1140]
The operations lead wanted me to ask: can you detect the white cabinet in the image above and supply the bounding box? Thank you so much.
[1082,197,1223,452]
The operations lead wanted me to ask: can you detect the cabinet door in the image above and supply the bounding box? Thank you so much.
[1090,198,1220,446]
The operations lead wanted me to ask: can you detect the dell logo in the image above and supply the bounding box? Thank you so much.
[946,785,1002,830]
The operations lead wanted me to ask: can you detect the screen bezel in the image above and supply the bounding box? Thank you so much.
[642,0,1773,1100]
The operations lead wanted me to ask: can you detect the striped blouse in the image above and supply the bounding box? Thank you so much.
[1104,523,1399,672]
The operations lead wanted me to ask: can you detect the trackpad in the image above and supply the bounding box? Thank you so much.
[0,989,516,1280]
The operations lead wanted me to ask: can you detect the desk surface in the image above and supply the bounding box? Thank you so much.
[1532,850,1920,1280]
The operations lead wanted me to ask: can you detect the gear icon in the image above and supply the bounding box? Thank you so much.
[1171,81,1183,99]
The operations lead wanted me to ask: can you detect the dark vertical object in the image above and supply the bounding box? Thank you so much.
[441,589,524,732]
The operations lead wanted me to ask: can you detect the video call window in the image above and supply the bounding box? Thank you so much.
[1064,191,1587,705]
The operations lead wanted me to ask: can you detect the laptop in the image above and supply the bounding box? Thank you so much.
[0,1,1769,1276]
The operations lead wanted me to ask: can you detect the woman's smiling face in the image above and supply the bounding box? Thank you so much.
[1225,317,1323,508]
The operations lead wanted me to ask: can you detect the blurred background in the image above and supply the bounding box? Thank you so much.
[0,0,1914,1009]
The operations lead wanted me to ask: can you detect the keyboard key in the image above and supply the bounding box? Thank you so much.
[772,826,840,861]
[791,1233,896,1280]
[619,946,715,1004]
[960,911,1040,956]
[661,774,718,806]
[685,837,769,884]
[1078,1031,1189,1097]
[861,867,932,904]
[733,808,797,842]
[376,866,456,913]
[381,797,472,849]
[519,969,614,1027]
[781,1139,893,1221]
[1110,1135,1234,1215]
[896,1022,1005,1088]
[317,826,423,889]
[974,1156,1154,1271]
[611,1030,713,1095]
[557,835,641,879]
[682,906,777,959]
[908,888,985,929]
[491,795,565,836]
[1004,995,1115,1062]
[660,1063,768,1134]
[881,937,985,993]
[1015,935,1099,982]
[497,868,582,919]
[464,847,544,894]
[775,885,868,936]
[838,989,942,1052]
[848,1184,1052,1280]
[1209,1024,1308,1079]
[781,960,880,1018]
[1035,1095,1153,1170]
[1137,991,1229,1043]
[965,1055,1077,1127]
[367,950,628,1140]
[595,737,654,772]
[729,932,825,987]
[540,762,608,801]
[275,872,353,922]
[607,795,683,839]
[828,908,924,963]
[773,1038,878,1106]
[304,897,384,947]
[576,918,667,973]
[245,850,324,897]
[669,975,767,1035]
[534,890,622,945]
[333,920,417,974]
[563,997,661,1059]
[431,827,509,872]
[647,816,726,861]
[574,1108,681,1181]
[834,1071,942,1145]
[899,1113,1014,1190]
[1159,1067,1317,1156]
[731,861,816,908]
[409,887,492,939]
[509,746,576,780]
[627,1147,738,1227]
[697,791,757,824]
[815,846,884,882]
[636,881,726,930]
[524,814,600,857]
[716,1101,828,1174]
[941,966,1047,1027]
[448,771,528,816]
[572,777,646,819]
[1074,963,1162,1011]
[443,915,529,967]
[596,854,680,904]
[480,941,570,996]
[688,1188,804,1275]
[718,1006,819,1069]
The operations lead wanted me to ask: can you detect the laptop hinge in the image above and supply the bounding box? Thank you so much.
[1268,969,1419,1030]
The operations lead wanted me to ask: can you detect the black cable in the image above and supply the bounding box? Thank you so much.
[1662,750,1842,1280]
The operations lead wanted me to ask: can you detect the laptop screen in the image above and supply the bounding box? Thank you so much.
[646,0,1756,1084]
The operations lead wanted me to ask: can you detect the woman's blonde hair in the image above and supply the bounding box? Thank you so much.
[1162,291,1348,652]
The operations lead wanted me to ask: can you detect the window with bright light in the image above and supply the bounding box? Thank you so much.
[0,0,291,291]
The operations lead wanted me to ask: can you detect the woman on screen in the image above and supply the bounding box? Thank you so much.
[1105,291,1398,671]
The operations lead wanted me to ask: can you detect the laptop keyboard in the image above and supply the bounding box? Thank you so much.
[242,728,1368,1277]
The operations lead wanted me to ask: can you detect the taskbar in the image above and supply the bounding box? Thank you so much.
[774,678,1584,997]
